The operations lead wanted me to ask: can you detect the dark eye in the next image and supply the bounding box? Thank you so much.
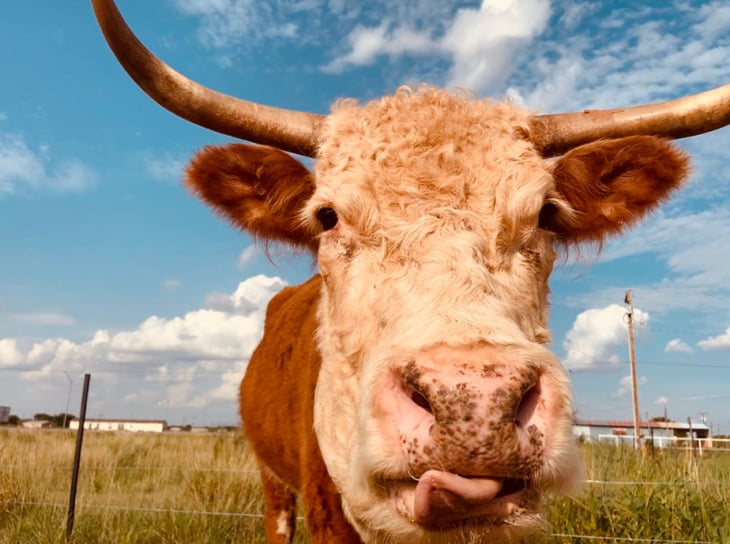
[316,207,339,231]
[538,203,559,231]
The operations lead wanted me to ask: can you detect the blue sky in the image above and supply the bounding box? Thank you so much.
[1,0,729,430]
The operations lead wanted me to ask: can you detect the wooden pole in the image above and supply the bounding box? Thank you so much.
[625,290,641,450]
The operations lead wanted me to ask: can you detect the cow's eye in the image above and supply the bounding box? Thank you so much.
[537,203,559,231]
[316,207,339,231]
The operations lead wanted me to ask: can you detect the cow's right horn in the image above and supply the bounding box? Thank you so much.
[90,0,324,157]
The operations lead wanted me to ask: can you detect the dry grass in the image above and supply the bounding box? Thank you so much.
[1,428,729,543]
[0,428,309,544]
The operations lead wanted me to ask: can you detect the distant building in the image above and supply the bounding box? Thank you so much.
[22,419,53,429]
[69,418,168,433]
[574,419,711,447]
[0,406,10,423]
[190,426,210,433]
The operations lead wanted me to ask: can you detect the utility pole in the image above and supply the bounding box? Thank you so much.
[63,371,73,429]
[625,290,641,450]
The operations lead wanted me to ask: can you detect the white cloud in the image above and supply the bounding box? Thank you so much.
[693,1,730,39]
[664,339,692,354]
[613,374,646,399]
[144,153,187,183]
[563,304,649,370]
[172,0,300,49]
[0,338,24,368]
[322,21,434,74]
[698,327,730,351]
[510,2,730,114]
[654,396,669,405]
[237,245,258,268]
[11,312,76,326]
[563,207,730,316]
[0,274,287,407]
[322,0,551,92]
[0,133,96,196]
[440,0,551,91]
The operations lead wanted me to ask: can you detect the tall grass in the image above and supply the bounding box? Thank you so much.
[534,444,730,543]
[0,428,309,544]
[1,428,729,543]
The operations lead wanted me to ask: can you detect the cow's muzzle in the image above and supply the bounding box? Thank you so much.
[372,343,568,529]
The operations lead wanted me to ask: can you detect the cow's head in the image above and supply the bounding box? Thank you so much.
[92,1,730,542]
[183,95,691,542]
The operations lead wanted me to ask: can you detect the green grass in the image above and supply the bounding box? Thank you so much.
[1,428,729,543]
[533,444,730,544]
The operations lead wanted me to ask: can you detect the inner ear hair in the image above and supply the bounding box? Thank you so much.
[545,136,690,246]
[185,143,318,251]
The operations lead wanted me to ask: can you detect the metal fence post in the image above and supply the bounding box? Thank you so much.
[66,373,91,540]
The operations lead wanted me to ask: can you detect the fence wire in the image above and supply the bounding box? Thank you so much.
[6,462,730,487]
[7,500,723,544]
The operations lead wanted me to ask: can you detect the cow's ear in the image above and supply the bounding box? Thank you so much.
[185,144,317,251]
[539,136,690,245]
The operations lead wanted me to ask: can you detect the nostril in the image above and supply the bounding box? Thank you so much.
[514,383,540,427]
[409,389,433,414]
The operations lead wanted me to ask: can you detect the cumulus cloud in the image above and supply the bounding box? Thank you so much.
[0,133,96,196]
[0,275,287,408]
[613,374,646,399]
[665,339,692,354]
[0,339,24,368]
[322,21,435,73]
[698,327,730,350]
[563,304,649,370]
[440,0,551,90]
[654,396,669,405]
[322,0,551,92]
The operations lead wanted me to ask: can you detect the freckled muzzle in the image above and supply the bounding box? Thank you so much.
[372,343,568,529]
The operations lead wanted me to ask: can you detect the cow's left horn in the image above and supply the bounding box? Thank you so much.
[531,83,730,157]
[90,0,324,157]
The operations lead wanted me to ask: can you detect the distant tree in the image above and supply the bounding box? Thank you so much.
[0,414,21,426]
[650,416,672,422]
[57,413,76,428]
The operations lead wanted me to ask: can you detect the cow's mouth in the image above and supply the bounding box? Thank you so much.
[381,470,533,530]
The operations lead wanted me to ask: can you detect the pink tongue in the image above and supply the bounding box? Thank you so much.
[413,470,504,525]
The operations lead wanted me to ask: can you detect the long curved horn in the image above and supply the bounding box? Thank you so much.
[90,0,323,157]
[531,83,730,157]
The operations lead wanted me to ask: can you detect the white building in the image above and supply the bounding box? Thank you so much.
[22,419,53,429]
[69,418,167,433]
[573,419,711,448]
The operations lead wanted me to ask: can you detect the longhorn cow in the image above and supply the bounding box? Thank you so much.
[91,1,730,542]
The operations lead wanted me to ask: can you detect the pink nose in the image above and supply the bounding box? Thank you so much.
[388,347,547,480]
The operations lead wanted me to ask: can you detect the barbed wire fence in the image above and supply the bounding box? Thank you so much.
[2,364,730,543]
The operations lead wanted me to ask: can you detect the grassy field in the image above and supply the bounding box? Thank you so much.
[1,428,729,543]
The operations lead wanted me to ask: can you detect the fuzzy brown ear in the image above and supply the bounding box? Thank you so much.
[539,136,690,245]
[185,144,316,250]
